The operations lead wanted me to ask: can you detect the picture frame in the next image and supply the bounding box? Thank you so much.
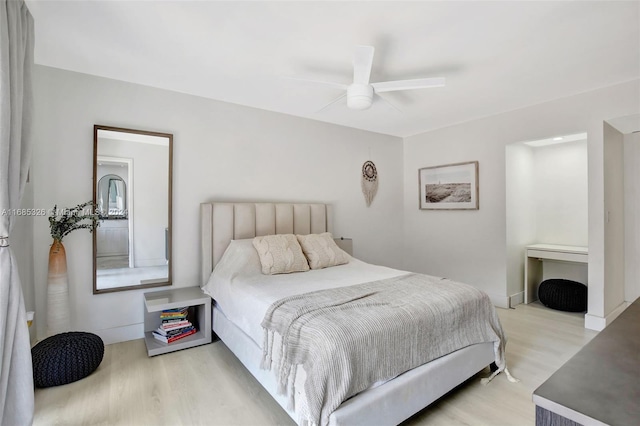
[418,161,479,210]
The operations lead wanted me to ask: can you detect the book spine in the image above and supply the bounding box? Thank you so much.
[167,328,196,343]
[153,325,195,338]
[160,308,188,316]
[152,327,197,344]
[154,327,188,337]
[161,317,187,323]
[160,315,187,321]
[153,306,196,344]
[161,321,192,331]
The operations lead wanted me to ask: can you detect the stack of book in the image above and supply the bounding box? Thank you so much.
[152,307,196,344]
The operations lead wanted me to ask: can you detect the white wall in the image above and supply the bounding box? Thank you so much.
[533,140,588,246]
[541,262,588,285]
[602,123,626,319]
[624,132,640,303]
[403,79,639,314]
[24,65,639,341]
[31,65,404,343]
[403,123,511,306]
[505,144,535,302]
[97,164,128,188]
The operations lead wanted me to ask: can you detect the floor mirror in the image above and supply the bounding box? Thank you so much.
[93,125,173,294]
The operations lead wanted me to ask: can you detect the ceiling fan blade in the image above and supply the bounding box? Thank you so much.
[285,76,349,91]
[316,93,347,113]
[371,77,445,93]
[375,93,402,113]
[353,45,375,85]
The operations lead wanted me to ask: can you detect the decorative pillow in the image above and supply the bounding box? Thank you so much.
[252,234,310,275]
[202,239,262,299]
[296,232,350,270]
[223,239,262,274]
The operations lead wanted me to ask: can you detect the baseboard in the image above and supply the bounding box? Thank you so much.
[489,294,510,309]
[509,292,524,308]
[93,323,144,345]
[584,301,629,331]
[584,314,606,331]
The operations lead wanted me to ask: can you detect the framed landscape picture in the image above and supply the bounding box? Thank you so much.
[418,161,479,210]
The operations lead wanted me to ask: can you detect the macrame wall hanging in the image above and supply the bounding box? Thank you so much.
[361,160,378,207]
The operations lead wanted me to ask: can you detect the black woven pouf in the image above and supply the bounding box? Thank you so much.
[31,332,104,388]
[538,279,588,312]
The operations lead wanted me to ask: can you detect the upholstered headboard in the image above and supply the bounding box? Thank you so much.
[200,202,331,285]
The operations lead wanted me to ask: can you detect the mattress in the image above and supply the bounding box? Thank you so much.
[202,239,407,348]
[202,239,500,425]
[213,302,495,426]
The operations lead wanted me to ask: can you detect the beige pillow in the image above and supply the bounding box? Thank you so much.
[252,234,310,275]
[296,232,350,270]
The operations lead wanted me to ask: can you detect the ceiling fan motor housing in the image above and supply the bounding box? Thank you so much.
[347,84,373,110]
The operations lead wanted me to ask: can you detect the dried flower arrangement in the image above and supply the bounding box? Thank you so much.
[48,201,101,242]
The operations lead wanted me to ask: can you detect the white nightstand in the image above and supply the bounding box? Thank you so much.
[143,287,212,356]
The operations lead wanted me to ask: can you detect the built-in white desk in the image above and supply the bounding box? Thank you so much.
[524,244,588,304]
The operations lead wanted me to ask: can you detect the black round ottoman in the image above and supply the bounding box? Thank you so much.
[32,332,104,388]
[538,279,587,312]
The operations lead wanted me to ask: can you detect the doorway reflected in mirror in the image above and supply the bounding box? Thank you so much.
[93,125,172,293]
[97,173,127,218]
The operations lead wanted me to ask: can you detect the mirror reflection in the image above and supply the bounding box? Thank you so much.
[93,125,172,293]
[97,174,127,218]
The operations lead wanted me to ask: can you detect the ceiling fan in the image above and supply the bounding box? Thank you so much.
[292,45,445,111]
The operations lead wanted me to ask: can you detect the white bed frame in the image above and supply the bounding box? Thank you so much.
[200,202,495,426]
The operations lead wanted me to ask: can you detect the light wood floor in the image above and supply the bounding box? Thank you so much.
[34,302,597,426]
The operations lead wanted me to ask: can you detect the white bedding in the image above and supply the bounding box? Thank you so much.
[201,239,407,348]
[199,203,504,425]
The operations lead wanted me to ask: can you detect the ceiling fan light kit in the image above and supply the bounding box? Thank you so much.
[293,45,446,112]
[347,84,374,110]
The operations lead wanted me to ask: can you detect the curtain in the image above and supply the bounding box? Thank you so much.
[0,0,35,424]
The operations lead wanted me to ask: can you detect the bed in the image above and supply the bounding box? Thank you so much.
[200,202,503,426]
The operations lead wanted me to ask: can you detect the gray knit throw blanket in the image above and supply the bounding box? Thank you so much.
[261,273,506,426]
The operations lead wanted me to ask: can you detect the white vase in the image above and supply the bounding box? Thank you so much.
[46,239,70,335]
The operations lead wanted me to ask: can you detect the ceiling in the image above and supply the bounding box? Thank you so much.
[25,1,640,137]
